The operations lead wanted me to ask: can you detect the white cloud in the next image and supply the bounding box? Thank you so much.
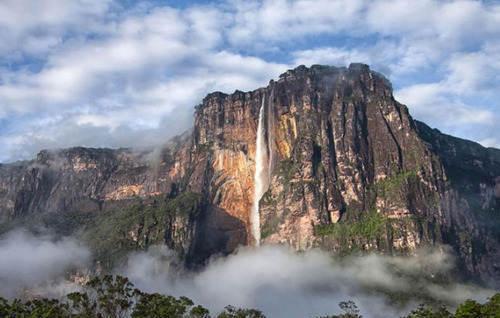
[0,0,112,57]
[291,43,400,76]
[227,0,366,45]
[0,0,499,162]
[396,83,495,125]
[394,41,500,141]
[480,138,500,149]
[227,0,500,50]
[0,229,90,298]
[292,47,372,67]
[446,44,500,94]
[0,2,290,162]
[122,245,494,318]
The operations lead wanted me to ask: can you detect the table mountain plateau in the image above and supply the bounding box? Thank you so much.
[1,64,499,285]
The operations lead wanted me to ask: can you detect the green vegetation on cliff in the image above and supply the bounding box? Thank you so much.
[314,210,387,241]
[311,169,443,254]
[373,170,419,203]
[81,192,202,269]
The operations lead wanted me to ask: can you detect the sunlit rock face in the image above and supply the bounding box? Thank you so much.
[0,64,499,285]
[191,90,261,244]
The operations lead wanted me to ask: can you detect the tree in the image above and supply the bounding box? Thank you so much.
[317,300,362,318]
[1,275,497,318]
[67,291,96,318]
[86,275,138,318]
[404,304,453,318]
[132,293,209,318]
[338,300,361,318]
[480,293,500,318]
[0,297,11,317]
[0,297,70,318]
[455,299,482,318]
[217,305,266,318]
[24,298,69,318]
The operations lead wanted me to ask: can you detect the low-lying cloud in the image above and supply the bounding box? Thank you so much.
[0,229,90,298]
[121,245,495,318]
[0,228,494,317]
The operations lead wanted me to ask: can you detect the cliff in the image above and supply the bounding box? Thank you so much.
[0,64,499,284]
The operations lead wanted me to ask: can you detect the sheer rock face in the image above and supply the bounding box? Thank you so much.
[190,90,262,238]
[188,64,500,283]
[0,64,499,284]
[192,64,446,246]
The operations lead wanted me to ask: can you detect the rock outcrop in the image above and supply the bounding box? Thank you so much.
[0,64,499,285]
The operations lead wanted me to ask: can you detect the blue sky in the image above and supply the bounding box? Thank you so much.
[0,0,499,162]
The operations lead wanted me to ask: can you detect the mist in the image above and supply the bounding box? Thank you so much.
[0,228,495,317]
[0,229,90,298]
[2,104,194,164]
[119,245,495,318]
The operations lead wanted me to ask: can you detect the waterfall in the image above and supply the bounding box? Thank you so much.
[251,96,269,246]
[267,88,275,179]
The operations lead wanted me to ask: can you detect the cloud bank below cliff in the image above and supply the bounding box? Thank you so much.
[0,228,494,317]
[120,245,494,318]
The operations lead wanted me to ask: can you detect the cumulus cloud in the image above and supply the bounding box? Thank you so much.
[445,44,500,95]
[227,0,366,45]
[228,0,500,54]
[394,45,500,146]
[1,0,499,162]
[0,229,90,298]
[0,1,291,162]
[292,47,373,68]
[120,245,494,318]
[395,83,495,126]
[244,0,500,146]
[0,0,111,57]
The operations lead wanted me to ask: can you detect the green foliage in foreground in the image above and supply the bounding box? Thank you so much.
[0,275,498,318]
[404,293,500,318]
[0,275,262,318]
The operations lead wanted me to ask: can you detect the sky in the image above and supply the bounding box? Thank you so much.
[0,0,499,163]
